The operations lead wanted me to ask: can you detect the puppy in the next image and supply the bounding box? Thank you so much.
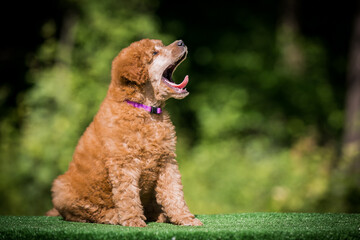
[47,39,202,227]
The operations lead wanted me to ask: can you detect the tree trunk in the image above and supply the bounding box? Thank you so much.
[56,10,78,66]
[340,1,360,212]
[343,2,360,176]
[277,0,304,75]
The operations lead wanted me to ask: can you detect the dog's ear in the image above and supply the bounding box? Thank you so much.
[111,40,153,86]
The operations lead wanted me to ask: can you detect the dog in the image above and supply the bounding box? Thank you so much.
[46,39,203,227]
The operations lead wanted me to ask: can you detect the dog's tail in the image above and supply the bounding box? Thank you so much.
[46,208,60,216]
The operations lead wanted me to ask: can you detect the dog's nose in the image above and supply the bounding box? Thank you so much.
[177,40,186,47]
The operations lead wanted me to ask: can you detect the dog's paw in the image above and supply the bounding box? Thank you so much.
[121,218,147,227]
[173,217,203,226]
[99,209,121,225]
[156,213,170,223]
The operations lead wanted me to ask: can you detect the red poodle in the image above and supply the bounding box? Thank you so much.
[46,39,202,227]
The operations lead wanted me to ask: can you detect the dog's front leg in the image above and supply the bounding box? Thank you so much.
[155,160,203,226]
[106,158,146,227]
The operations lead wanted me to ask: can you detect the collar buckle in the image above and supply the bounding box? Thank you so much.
[150,106,159,114]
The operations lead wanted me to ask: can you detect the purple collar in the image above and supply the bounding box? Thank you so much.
[126,100,162,114]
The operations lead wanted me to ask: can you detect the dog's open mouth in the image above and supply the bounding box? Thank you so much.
[161,53,189,94]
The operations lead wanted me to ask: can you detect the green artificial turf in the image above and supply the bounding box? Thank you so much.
[0,213,359,240]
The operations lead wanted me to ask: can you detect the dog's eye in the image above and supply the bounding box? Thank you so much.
[152,51,159,56]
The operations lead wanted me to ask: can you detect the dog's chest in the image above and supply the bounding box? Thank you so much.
[135,116,177,191]
[138,116,176,155]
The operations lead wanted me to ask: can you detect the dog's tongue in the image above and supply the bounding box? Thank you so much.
[167,75,189,89]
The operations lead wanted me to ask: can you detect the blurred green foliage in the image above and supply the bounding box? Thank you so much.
[175,28,341,213]
[0,0,358,215]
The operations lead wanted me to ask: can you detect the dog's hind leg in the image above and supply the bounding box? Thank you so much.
[51,176,118,224]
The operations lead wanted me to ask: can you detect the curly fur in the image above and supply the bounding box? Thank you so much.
[46,39,202,227]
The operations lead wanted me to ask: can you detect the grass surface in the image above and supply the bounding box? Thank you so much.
[0,213,359,240]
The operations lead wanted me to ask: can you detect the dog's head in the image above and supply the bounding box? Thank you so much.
[111,39,189,102]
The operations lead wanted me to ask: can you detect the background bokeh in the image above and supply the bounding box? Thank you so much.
[1,0,359,215]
